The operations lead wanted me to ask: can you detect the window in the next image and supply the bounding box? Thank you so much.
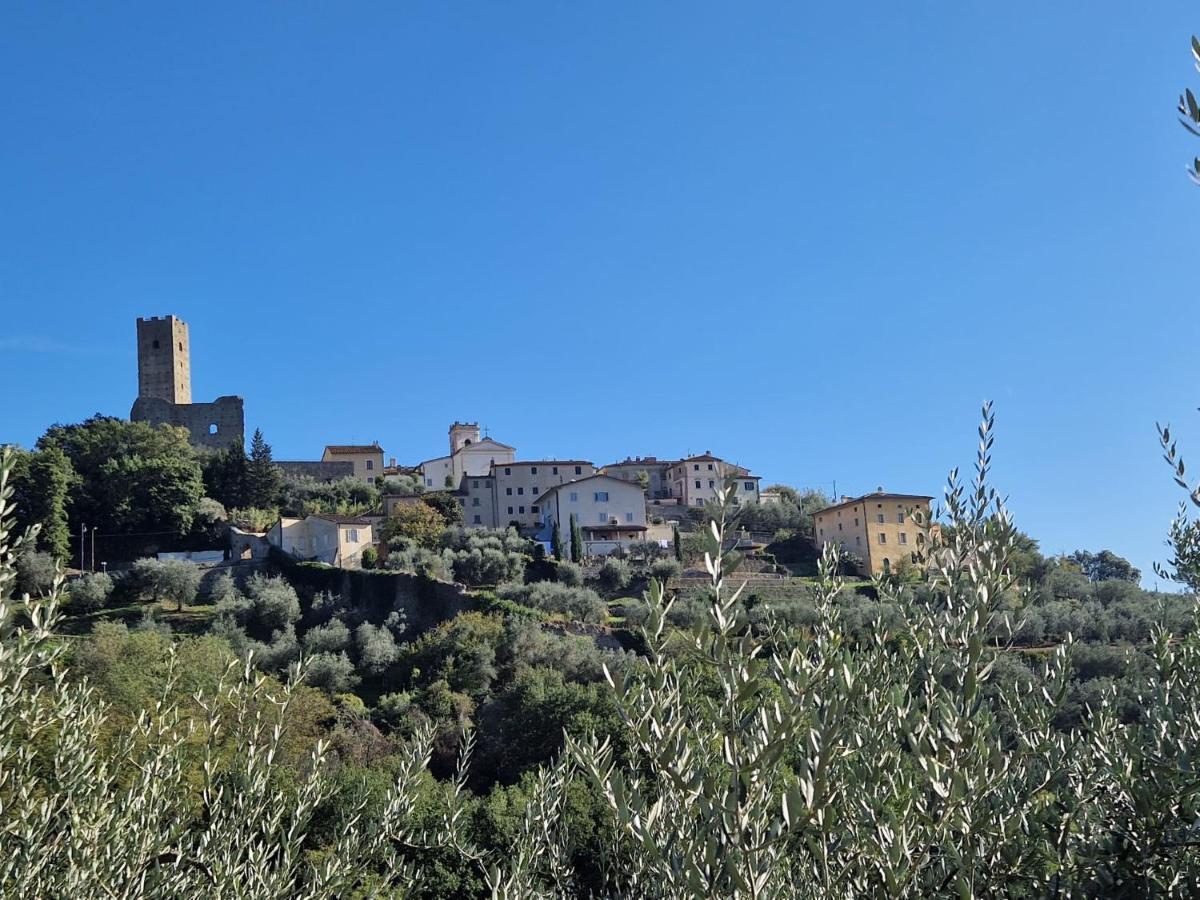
[707,463,713,470]
[878,533,887,544]
[367,477,375,485]
[152,339,160,349]
[507,506,514,515]
[531,466,538,474]
[876,514,885,524]
[531,505,539,514]
[696,499,704,507]
[744,482,754,491]
[518,506,525,514]
[693,464,699,471]
[517,487,524,495]
[897,512,905,524]
[854,517,859,526]
[856,536,861,546]
[506,487,513,495]
[347,529,359,543]
[574,465,582,475]
[708,480,715,489]
[569,492,578,502]
[473,515,482,524]
[695,480,701,489]
[625,512,634,523]
[532,486,539,495]
[899,532,908,545]
[366,460,374,470]
[837,523,843,531]
[594,491,609,502]
[916,533,925,544]
[208,423,218,435]
[598,513,608,523]
[178,341,183,350]
[504,467,511,475]
[426,478,433,487]
[472,480,479,488]
[820,528,824,537]
[552,466,559,475]
[471,497,480,507]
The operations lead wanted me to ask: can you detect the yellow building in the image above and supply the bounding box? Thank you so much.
[812,491,933,576]
[322,443,386,484]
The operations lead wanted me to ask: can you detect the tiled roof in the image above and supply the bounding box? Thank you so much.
[814,492,934,515]
[310,514,373,525]
[496,460,593,467]
[324,444,382,454]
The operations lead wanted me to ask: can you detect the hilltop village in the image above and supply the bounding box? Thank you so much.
[124,315,933,576]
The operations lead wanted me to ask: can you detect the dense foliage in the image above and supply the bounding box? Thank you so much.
[6,401,1200,896]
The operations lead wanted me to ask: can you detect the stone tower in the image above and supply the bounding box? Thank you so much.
[130,315,244,451]
[449,421,481,454]
[136,316,191,404]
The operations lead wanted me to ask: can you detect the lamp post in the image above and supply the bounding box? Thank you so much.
[78,523,87,574]
[90,529,97,573]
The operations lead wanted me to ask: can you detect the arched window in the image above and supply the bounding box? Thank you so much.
[208,423,218,435]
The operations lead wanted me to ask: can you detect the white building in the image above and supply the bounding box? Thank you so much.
[666,453,761,508]
[266,514,374,568]
[418,422,516,489]
[536,474,647,558]
[460,460,596,529]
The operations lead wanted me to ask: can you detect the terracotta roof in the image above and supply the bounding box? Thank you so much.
[602,458,674,469]
[495,460,593,467]
[324,444,382,454]
[584,524,648,533]
[814,492,934,515]
[310,514,373,526]
[538,473,644,499]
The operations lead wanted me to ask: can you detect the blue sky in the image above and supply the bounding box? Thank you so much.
[2,3,1198,585]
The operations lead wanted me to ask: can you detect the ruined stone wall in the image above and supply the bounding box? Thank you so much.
[130,395,245,451]
[276,461,355,482]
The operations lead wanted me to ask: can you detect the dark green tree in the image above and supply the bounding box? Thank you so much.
[245,429,282,509]
[421,491,464,526]
[10,445,75,561]
[1070,549,1141,584]
[39,415,203,538]
[202,446,249,509]
[551,523,563,561]
[673,526,683,562]
[569,514,583,563]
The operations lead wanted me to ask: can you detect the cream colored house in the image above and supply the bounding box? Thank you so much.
[666,453,761,508]
[267,514,374,568]
[322,443,385,484]
[600,456,672,499]
[419,422,515,489]
[459,460,596,529]
[537,474,647,557]
[812,491,933,576]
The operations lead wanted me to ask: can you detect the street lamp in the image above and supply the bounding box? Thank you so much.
[78,523,88,574]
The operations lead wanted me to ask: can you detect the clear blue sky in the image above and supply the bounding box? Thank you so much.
[2,3,1198,585]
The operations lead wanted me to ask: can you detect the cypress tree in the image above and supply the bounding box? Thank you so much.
[569,514,583,563]
[551,523,563,561]
[245,429,282,509]
[674,526,683,562]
